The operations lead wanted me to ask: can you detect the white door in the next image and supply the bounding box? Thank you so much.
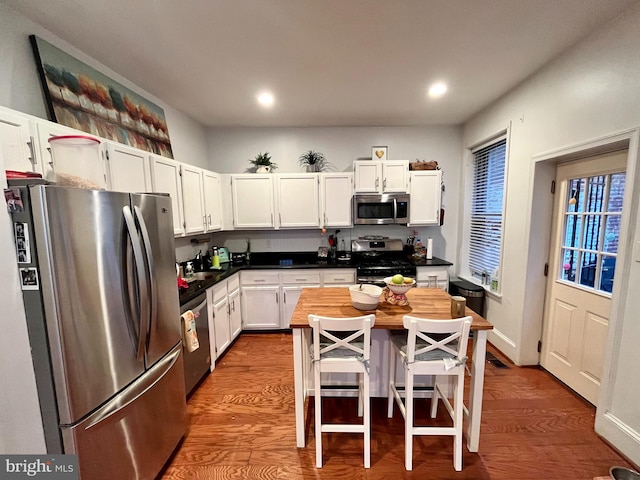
[541,150,627,404]
[353,162,380,193]
[202,171,222,231]
[276,174,320,228]
[381,161,408,192]
[321,173,353,227]
[0,109,37,174]
[213,296,231,356]
[150,156,184,236]
[241,286,280,329]
[231,175,274,228]
[228,288,242,338]
[105,142,150,193]
[181,164,205,235]
[408,170,442,226]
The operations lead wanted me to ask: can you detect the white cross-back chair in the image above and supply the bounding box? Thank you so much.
[308,313,375,468]
[387,314,472,471]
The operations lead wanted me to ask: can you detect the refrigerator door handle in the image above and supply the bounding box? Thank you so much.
[80,346,182,430]
[133,206,157,347]
[123,206,150,362]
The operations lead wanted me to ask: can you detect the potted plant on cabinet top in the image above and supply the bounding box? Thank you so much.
[299,150,329,172]
[249,152,277,173]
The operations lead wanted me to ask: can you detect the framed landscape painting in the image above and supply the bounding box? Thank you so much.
[30,35,173,158]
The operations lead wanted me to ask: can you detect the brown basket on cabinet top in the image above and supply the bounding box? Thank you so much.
[410,160,438,171]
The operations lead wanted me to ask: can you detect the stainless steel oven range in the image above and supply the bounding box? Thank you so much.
[352,237,416,287]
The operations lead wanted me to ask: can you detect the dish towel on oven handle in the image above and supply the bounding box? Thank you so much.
[181,310,200,352]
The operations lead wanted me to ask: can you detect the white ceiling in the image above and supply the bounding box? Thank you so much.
[4,0,636,128]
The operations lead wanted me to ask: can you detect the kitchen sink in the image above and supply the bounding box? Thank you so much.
[187,272,214,282]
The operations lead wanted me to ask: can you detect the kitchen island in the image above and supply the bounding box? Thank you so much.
[289,287,493,452]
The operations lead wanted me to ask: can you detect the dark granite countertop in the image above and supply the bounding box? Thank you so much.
[178,251,453,305]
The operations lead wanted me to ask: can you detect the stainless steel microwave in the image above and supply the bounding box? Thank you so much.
[353,194,410,225]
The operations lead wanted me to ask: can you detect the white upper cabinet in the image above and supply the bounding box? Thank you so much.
[150,155,185,236]
[0,108,38,176]
[321,172,353,227]
[202,170,222,232]
[181,164,206,235]
[353,160,408,193]
[231,174,275,228]
[104,142,150,193]
[408,170,442,226]
[276,174,320,228]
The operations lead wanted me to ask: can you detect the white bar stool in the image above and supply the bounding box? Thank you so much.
[308,313,375,468]
[388,315,472,471]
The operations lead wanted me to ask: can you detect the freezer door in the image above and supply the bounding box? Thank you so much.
[61,344,186,480]
[131,193,181,367]
[32,186,146,425]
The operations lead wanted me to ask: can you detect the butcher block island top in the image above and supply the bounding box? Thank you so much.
[289,287,493,331]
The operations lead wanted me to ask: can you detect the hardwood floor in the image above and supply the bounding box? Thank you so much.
[161,333,634,480]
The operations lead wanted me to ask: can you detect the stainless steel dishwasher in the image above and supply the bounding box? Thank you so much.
[180,292,211,397]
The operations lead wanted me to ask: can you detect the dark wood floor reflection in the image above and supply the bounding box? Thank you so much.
[161,333,633,479]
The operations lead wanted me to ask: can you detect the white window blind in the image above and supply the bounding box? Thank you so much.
[469,138,506,278]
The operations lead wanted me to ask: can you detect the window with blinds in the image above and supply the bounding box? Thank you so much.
[469,138,506,279]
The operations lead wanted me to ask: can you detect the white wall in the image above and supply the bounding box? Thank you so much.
[462,3,640,464]
[206,126,462,262]
[0,3,210,168]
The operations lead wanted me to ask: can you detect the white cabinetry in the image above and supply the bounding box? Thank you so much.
[408,170,442,226]
[416,266,449,291]
[150,156,185,236]
[104,142,150,193]
[321,173,353,227]
[202,170,222,232]
[276,174,320,228]
[322,269,356,287]
[240,271,281,329]
[231,175,275,228]
[207,273,241,368]
[181,164,206,235]
[0,108,37,178]
[280,271,321,328]
[353,160,408,193]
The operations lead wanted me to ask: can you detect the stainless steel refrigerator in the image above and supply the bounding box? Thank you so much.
[10,184,187,480]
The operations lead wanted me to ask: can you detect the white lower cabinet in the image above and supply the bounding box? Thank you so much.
[240,269,356,330]
[416,266,449,291]
[207,274,240,369]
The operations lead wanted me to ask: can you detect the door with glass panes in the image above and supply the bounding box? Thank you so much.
[541,150,626,404]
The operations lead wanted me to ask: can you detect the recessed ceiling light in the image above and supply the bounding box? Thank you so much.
[257,91,274,107]
[428,82,448,98]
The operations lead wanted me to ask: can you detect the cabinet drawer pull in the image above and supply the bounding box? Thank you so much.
[295,278,306,282]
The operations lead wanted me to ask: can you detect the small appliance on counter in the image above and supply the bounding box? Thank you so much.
[218,247,230,264]
[230,252,247,266]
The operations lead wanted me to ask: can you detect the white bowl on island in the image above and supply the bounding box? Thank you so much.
[348,284,383,310]
[384,276,416,294]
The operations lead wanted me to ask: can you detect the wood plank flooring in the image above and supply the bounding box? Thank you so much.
[160,333,635,480]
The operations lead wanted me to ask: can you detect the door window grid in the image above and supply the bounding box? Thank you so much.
[560,172,625,294]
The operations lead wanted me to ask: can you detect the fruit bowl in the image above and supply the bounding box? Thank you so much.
[384,276,416,294]
[349,284,383,310]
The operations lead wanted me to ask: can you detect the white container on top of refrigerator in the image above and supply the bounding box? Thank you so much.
[10,184,187,480]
